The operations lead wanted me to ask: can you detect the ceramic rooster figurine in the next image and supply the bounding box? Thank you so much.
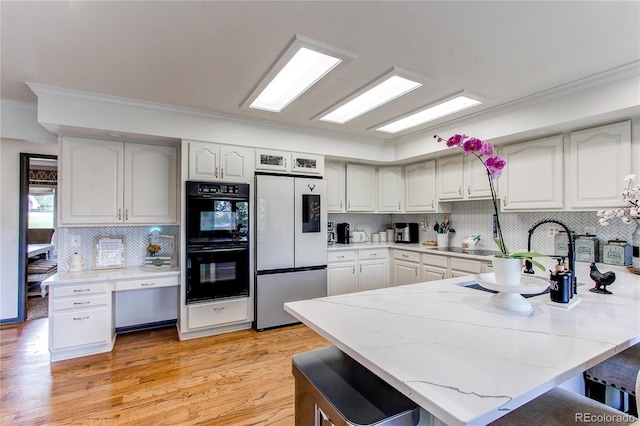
[589,262,616,294]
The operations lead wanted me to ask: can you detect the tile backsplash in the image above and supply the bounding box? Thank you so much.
[57,225,179,272]
[330,199,636,261]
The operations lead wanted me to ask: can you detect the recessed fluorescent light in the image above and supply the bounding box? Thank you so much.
[375,95,482,134]
[243,35,356,113]
[320,75,422,124]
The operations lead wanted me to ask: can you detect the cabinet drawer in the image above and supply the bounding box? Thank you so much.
[52,294,109,311]
[187,298,248,329]
[51,307,111,350]
[394,250,420,263]
[358,249,387,260]
[328,251,356,262]
[115,276,178,291]
[52,283,109,298]
[422,254,448,268]
[450,257,484,274]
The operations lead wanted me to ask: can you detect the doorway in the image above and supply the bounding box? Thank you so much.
[18,153,58,322]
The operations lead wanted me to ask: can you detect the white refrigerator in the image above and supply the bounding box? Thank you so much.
[254,174,327,330]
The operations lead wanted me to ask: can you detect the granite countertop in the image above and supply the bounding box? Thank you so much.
[329,242,500,260]
[285,263,640,425]
[44,265,180,285]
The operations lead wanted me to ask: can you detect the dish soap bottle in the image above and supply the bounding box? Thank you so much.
[549,259,570,303]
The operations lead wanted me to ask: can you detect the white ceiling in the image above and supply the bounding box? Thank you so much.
[2,1,639,141]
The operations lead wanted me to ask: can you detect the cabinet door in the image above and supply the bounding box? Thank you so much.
[421,265,447,282]
[437,156,464,201]
[464,155,493,199]
[358,260,387,291]
[125,143,177,224]
[393,261,420,286]
[327,263,357,296]
[405,161,436,212]
[346,164,376,211]
[60,137,123,225]
[325,162,346,212]
[255,150,289,172]
[220,145,254,183]
[501,136,564,210]
[378,167,403,212]
[568,121,631,209]
[292,153,324,175]
[51,307,111,350]
[188,141,219,180]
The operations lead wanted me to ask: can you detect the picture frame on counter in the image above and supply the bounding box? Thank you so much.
[94,235,126,270]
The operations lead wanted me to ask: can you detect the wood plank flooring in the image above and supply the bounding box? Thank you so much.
[0,319,331,425]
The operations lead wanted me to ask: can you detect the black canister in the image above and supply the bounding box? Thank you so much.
[550,261,571,303]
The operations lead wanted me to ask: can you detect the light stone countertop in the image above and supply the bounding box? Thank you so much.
[329,242,500,261]
[44,265,180,285]
[285,263,640,425]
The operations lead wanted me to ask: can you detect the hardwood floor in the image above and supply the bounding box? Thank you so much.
[0,319,330,425]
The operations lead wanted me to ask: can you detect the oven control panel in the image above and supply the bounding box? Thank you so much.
[187,181,249,198]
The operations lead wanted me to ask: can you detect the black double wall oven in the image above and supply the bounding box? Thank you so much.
[186,181,250,304]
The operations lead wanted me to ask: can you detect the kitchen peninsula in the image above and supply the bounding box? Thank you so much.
[285,263,640,425]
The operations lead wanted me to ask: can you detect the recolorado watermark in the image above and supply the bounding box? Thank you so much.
[575,412,638,423]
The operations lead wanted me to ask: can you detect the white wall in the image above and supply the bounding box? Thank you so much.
[0,139,57,321]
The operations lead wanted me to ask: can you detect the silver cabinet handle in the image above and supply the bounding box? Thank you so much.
[118,208,122,220]
[468,186,471,195]
[415,269,419,277]
[213,306,225,311]
[458,186,462,196]
[221,168,224,179]
[431,200,434,208]
[339,200,343,210]
[73,316,90,321]
[503,197,507,207]
[398,201,401,210]
[348,201,351,209]
[370,253,377,257]
[284,158,287,169]
[73,301,91,305]
[73,288,91,293]
[125,209,129,220]
[402,254,409,258]
[215,166,219,178]
[360,264,362,273]
[337,255,345,259]
[140,282,155,287]
[352,265,355,274]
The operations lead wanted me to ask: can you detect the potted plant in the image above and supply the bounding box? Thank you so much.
[435,134,547,285]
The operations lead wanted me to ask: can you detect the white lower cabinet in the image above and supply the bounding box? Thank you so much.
[187,298,249,329]
[393,250,421,286]
[327,249,388,296]
[49,282,114,360]
[450,257,491,277]
[422,254,448,281]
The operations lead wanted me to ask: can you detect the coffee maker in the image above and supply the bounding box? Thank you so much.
[394,223,419,243]
[336,223,350,244]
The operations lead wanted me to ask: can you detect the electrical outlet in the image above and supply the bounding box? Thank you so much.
[70,235,81,247]
[548,227,559,236]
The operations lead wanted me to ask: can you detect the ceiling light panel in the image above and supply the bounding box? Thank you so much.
[375,94,482,134]
[319,73,423,124]
[243,35,356,113]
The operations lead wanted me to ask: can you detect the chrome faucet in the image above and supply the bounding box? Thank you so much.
[523,219,577,293]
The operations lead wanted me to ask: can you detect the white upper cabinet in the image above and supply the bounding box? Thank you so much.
[255,149,324,175]
[567,121,632,209]
[464,155,492,198]
[437,155,492,201]
[60,136,178,225]
[325,162,346,212]
[437,156,464,201]
[378,167,403,212]
[346,164,376,212]
[405,161,437,212]
[188,141,253,183]
[501,135,564,210]
[124,143,178,224]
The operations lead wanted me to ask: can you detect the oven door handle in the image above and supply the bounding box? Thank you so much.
[188,248,248,254]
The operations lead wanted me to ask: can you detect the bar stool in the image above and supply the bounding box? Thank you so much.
[489,370,639,425]
[585,343,640,417]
